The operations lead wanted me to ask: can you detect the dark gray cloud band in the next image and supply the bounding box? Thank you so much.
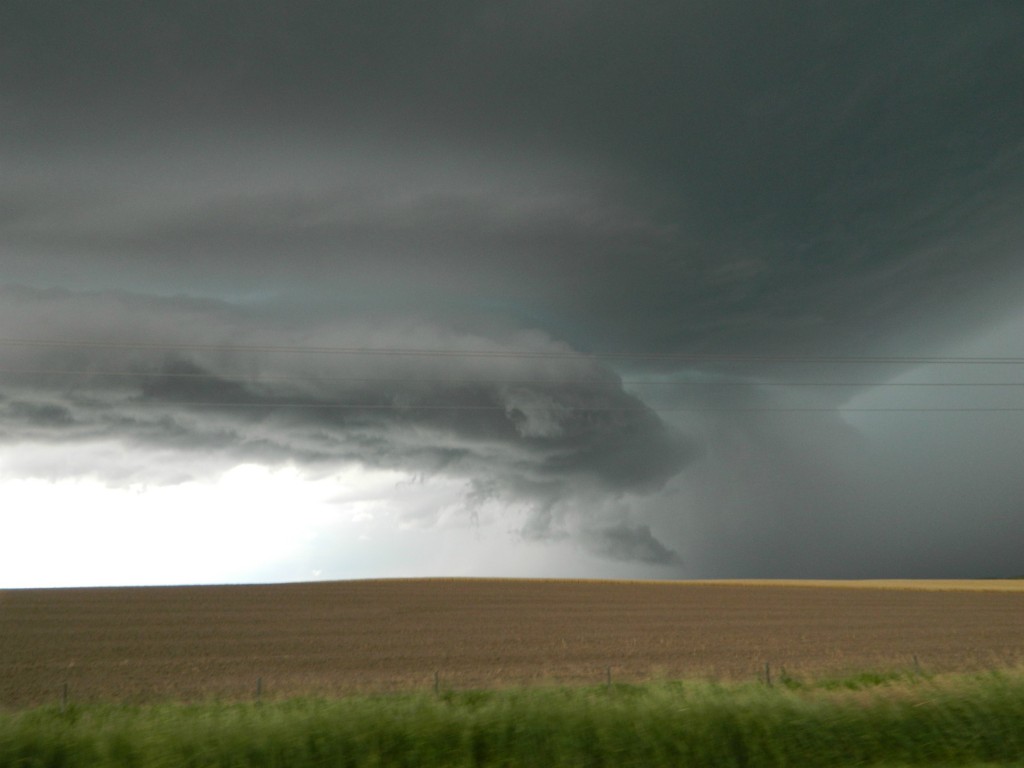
[0,286,692,504]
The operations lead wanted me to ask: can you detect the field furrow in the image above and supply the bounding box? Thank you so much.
[2,578,1023,708]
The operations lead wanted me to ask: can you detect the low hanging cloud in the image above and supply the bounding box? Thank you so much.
[0,286,695,522]
[582,522,683,566]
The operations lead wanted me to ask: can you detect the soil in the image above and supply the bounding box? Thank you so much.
[2,578,1023,708]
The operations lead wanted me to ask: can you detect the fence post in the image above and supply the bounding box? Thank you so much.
[61,682,68,712]
[764,662,772,687]
[434,670,440,696]
[606,666,612,690]
[256,677,262,705]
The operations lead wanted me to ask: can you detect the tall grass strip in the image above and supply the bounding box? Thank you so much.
[1,671,1023,767]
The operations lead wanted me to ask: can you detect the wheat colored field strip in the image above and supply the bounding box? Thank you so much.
[2,578,1023,708]
[689,579,1024,591]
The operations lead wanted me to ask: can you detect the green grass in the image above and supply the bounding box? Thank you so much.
[3,670,1024,767]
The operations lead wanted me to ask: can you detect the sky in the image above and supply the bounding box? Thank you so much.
[2,1,1024,587]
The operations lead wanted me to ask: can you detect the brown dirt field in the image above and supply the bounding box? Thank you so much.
[2,578,1024,708]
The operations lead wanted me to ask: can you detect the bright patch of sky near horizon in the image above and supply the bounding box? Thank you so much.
[1,463,498,588]
[0,460,666,588]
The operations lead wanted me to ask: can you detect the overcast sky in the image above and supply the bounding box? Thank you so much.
[2,2,1024,587]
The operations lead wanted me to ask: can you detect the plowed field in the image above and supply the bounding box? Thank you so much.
[3,579,1023,708]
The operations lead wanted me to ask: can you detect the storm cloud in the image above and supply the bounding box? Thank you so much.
[0,285,693,507]
[2,2,1023,582]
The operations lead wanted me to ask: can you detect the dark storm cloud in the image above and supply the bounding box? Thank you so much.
[2,3,1024,573]
[3,1,1022,361]
[0,286,692,501]
[583,523,682,566]
[4,401,76,429]
[136,356,692,492]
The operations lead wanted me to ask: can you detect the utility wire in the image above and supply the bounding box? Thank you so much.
[3,337,1024,364]
[161,403,1024,413]
[1,367,1024,388]
[8,399,1018,414]
[3,341,1022,412]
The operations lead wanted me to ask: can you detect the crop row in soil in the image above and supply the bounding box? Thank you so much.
[2,578,1023,708]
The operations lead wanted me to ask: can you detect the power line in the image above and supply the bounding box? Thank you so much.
[3,340,1021,413]
[3,337,1024,364]
[1,366,1024,388]
[19,399,1020,414]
